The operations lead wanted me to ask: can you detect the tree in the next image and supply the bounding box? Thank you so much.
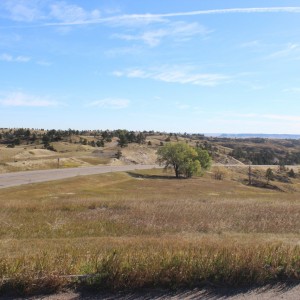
[136,132,146,144]
[288,168,296,178]
[96,140,104,147]
[115,149,122,159]
[265,168,274,184]
[157,142,210,178]
[118,133,128,148]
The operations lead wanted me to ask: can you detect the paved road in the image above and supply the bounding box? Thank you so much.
[0,164,160,189]
[1,163,297,189]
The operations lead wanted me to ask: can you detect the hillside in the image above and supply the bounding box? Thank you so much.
[0,128,300,173]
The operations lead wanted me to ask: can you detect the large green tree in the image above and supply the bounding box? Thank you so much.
[157,142,211,178]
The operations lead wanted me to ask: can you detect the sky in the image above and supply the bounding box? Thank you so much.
[1,0,300,134]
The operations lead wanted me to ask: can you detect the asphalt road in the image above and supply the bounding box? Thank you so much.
[1,163,297,189]
[0,164,160,189]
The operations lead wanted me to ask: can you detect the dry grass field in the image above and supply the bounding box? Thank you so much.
[1,166,300,295]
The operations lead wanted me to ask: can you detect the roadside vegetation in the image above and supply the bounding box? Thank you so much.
[1,165,300,295]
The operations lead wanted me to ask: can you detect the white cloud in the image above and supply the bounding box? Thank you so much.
[113,66,230,87]
[112,71,123,77]
[0,92,59,107]
[152,7,300,17]
[104,14,166,28]
[240,40,261,48]
[36,60,52,67]
[0,53,13,61]
[105,46,142,57]
[49,2,101,24]
[43,6,300,27]
[114,21,209,47]
[263,114,300,122]
[283,88,300,93]
[267,43,300,59]
[15,55,31,62]
[58,7,300,26]
[0,53,31,63]
[3,4,298,27]
[89,98,130,109]
[176,103,191,110]
[226,112,300,123]
[2,0,44,22]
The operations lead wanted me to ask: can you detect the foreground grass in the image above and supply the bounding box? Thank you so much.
[1,168,300,295]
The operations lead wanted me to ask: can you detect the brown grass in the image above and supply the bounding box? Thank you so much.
[1,168,300,295]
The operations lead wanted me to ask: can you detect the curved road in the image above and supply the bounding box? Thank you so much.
[1,164,297,189]
[0,164,160,189]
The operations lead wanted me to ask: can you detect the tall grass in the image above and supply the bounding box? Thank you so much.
[2,240,300,294]
[1,169,300,295]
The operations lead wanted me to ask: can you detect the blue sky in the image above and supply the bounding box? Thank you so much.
[1,0,300,133]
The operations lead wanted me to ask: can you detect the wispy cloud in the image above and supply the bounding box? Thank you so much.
[49,2,101,24]
[226,112,300,122]
[45,6,300,27]
[105,46,142,57]
[1,0,45,22]
[36,60,52,67]
[263,114,300,122]
[176,103,191,110]
[0,92,59,107]
[240,40,261,48]
[113,66,230,87]
[0,53,30,62]
[89,98,130,109]
[152,7,300,17]
[283,87,300,93]
[2,3,300,27]
[267,43,300,59]
[114,21,209,47]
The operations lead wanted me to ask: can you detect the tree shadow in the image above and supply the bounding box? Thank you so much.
[242,179,284,192]
[126,171,181,180]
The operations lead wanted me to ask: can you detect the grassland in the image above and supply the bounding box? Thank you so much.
[1,166,300,295]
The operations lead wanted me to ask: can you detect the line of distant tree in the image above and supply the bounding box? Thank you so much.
[0,128,206,147]
[0,128,155,149]
[1,128,299,165]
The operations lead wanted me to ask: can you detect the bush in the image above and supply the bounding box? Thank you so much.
[288,168,296,178]
[213,168,225,180]
[115,150,122,159]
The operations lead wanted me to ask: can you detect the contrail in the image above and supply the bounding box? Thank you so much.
[2,7,300,28]
[43,7,300,26]
[150,6,300,17]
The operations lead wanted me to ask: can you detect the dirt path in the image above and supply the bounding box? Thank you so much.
[5,285,300,299]
[0,164,160,189]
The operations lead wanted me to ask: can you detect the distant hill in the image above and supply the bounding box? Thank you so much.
[209,133,300,139]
